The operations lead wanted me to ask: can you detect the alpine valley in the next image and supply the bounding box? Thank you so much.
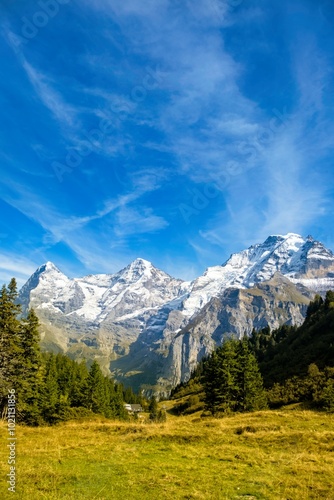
[18,233,334,395]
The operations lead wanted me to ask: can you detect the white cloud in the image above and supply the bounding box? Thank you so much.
[0,253,39,287]
[294,37,329,116]
[22,60,77,128]
[0,168,167,271]
[114,206,168,237]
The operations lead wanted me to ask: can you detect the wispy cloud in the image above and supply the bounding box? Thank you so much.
[114,206,168,237]
[0,170,168,272]
[294,37,329,116]
[22,59,77,128]
[198,100,332,256]
[85,0,263,189]
[0,253,39,287]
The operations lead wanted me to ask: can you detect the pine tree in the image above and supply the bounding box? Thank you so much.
[0,280,22,414]
[325,290,334,310]
[203,339,239,414]
[124,386,137,404]
[306,294,324,318]
[148,395,158,420]
[202,351,220,415]
[235,339,267,411]
[40,353,60,423]
[69,360,89,408]
[17,309,42,423]
[203,338,266,415]
[321,379,334,412]
[86,361,107,415]
[112,382,127,420]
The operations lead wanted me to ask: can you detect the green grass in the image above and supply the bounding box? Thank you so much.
[1,409,334,499]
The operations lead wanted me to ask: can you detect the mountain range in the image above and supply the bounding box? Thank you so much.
[18,233,334,395]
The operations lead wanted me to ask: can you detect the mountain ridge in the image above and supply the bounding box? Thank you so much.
[18,233,334,394]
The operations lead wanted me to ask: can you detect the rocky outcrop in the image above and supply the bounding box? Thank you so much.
[112,274,312,395]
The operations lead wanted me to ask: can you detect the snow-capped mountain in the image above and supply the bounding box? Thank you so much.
[180,233,334,320]
[18,233,334,394]
[21,258,186,322]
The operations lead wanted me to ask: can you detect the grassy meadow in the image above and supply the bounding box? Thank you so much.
[1,407,334,500]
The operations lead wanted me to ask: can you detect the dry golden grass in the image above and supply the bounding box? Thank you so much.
[0,409,333,499]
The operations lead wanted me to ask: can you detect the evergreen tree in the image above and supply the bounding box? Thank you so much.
[306,294,323,318]
[202,351,221,415]
[69,360,89,408]
[112,382,128,420]
[85,361,108,415]
[40,353,60,423]
[203,338,266,415]
[235,339,267,411]
[321,379,334,412]
[19,309,40,364]
[203,339,239,414]
[148,395,166,422]
[148,395,158,420]
[0,280,22,414]
[124,386,138,404]
[17,309,42,423]
[325,290,334,310]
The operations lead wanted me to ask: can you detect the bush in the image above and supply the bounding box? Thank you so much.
[321,380,334,412]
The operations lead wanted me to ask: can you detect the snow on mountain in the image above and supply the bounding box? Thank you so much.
[180,233,334,319]
[20,257,186,324]
[19,261,71,312]
[20,233,334,330]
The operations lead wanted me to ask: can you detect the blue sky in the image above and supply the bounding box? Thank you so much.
[1,0,334,285]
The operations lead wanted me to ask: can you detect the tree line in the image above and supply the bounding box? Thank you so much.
[172,291,334,415]
[249,291,334,411]
[172,337,267,416]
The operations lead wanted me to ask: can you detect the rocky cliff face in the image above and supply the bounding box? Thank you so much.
[18,234,334,393]
[111,274,313,395]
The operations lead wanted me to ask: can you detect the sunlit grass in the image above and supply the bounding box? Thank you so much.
[0,409,333,499]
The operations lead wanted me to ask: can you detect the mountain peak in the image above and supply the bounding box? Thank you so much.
[129,258,152,268]
[263,233,304,246]
[282,232,303,239]
[37,261,61,274]
[115,257,156,283]
[126,258,154,275]
[18,261,69,312]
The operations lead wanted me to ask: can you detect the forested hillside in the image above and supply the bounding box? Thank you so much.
[251,292,334,409]
[0,279,143,425]
[249,292,334,383]
[172,292,334,414]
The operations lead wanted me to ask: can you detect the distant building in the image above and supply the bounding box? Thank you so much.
[124,403,143,413]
